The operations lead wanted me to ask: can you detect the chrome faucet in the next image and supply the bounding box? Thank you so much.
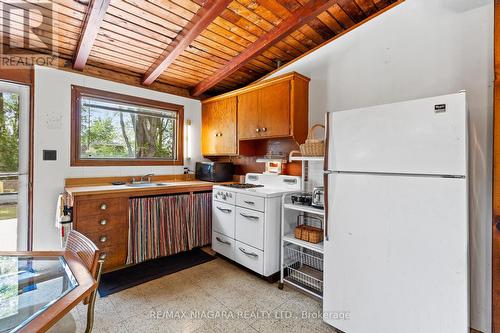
[141,173,154,183]
[131,173,154,184]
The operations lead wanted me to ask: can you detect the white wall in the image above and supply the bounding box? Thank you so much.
[33,66,202,251]
[268,0,493,331]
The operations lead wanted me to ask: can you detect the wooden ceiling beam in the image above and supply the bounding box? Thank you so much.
[142,0,232,86]
[191,0,338,96]
[73,0,111,71]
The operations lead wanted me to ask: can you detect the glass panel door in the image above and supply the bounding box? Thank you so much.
[0,82,30,251]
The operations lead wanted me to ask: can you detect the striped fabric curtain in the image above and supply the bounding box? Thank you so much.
[187,192,212,249]
[127,192,212,264]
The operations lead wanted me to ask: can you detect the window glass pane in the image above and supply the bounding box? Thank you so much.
[0,93,19,172]
[79,97,177,160]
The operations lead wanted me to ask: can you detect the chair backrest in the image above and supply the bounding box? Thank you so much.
[65,230,100,280]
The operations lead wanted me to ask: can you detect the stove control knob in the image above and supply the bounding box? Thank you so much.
[228,193,232,198]
[222,193,227,200]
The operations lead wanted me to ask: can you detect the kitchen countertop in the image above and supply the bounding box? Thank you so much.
[65,180,231,199]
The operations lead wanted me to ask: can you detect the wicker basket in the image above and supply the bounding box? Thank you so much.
[295,225,323,244]
[294,215,324,244]
[300,124,325,156]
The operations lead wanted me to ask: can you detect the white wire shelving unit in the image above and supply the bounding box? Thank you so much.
[279,153,325,299]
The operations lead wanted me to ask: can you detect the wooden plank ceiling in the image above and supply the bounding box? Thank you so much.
[2,0,400,97]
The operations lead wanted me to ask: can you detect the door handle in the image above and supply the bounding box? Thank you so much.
[239,247,258,257]
[496,216,500,231]
[216,237,231,245]
[217,207,232,213]
[239,213,259,220]
[324,113,330,241]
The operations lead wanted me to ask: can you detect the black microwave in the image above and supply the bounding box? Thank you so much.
[195,162,234,182]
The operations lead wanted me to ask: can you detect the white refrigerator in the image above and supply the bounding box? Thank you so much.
[322,92,469,333]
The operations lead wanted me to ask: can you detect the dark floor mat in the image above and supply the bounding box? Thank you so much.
[98,248,215,297]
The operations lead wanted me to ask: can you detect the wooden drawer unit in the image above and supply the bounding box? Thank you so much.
[84,229,127,248]
[75,197,125,217]
[98,244,128,271]
[73,196,128,272]
[75,214,126,235]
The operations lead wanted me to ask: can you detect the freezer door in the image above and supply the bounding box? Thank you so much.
[326,93,467,176]
[323,173,468,333]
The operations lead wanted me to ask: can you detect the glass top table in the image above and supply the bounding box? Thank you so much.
[0,255,79,333]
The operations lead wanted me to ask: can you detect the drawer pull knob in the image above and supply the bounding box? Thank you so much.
[244,200,255,205]
[239,247,258,257]
[239,213,259,220]
[100,219,107,226]
[100,252,107,260]
[100,204,107,210]
[261,127,267,132]
[217,207,232,213]
[255,128,260,133]
[99,236,107,243]
[216,237,231,245]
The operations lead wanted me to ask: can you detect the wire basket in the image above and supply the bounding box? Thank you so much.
[284,245,324,294]
[286,246,323,271]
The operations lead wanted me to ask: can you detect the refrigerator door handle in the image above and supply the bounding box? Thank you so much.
[323,112,330,172]
[324,112,331,241]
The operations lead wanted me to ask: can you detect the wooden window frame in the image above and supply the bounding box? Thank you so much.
[71,85,184,166]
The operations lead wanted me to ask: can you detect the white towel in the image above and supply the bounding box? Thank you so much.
[55,194,72,248]
[55,194,64,228]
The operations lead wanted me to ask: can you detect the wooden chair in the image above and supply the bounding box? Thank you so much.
[48,230,104,333]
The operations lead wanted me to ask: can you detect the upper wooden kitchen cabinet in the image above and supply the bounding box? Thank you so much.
[201,72,310,155]
[201,96,238,156]
[238,73,309,141]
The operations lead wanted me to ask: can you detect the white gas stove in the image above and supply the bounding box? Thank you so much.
[213,173,301,202]
[212,173,301,277]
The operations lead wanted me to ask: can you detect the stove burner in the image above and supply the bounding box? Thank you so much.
[221,184,265,189]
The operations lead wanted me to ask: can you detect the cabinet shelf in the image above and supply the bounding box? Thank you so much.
[283,233,324,253]
[289,156,324,162]
[283,203,325,216]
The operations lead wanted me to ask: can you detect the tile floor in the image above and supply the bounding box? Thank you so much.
[72,257,337,333]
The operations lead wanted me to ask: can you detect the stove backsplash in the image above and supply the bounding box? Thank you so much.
[207,138,302,177]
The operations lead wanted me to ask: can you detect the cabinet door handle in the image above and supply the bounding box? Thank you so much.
[261,127,267,132]
[255,128,260,133]
[100,203,107,210]
[239,212,259,220]
[99,236,107,243]
[219,132,223,136]
[216,237,231,245]
[217,206,232,213]
[244,200,255,205]
[100,219,107,226]
[239,247,258,257]
[100,252,107,260]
